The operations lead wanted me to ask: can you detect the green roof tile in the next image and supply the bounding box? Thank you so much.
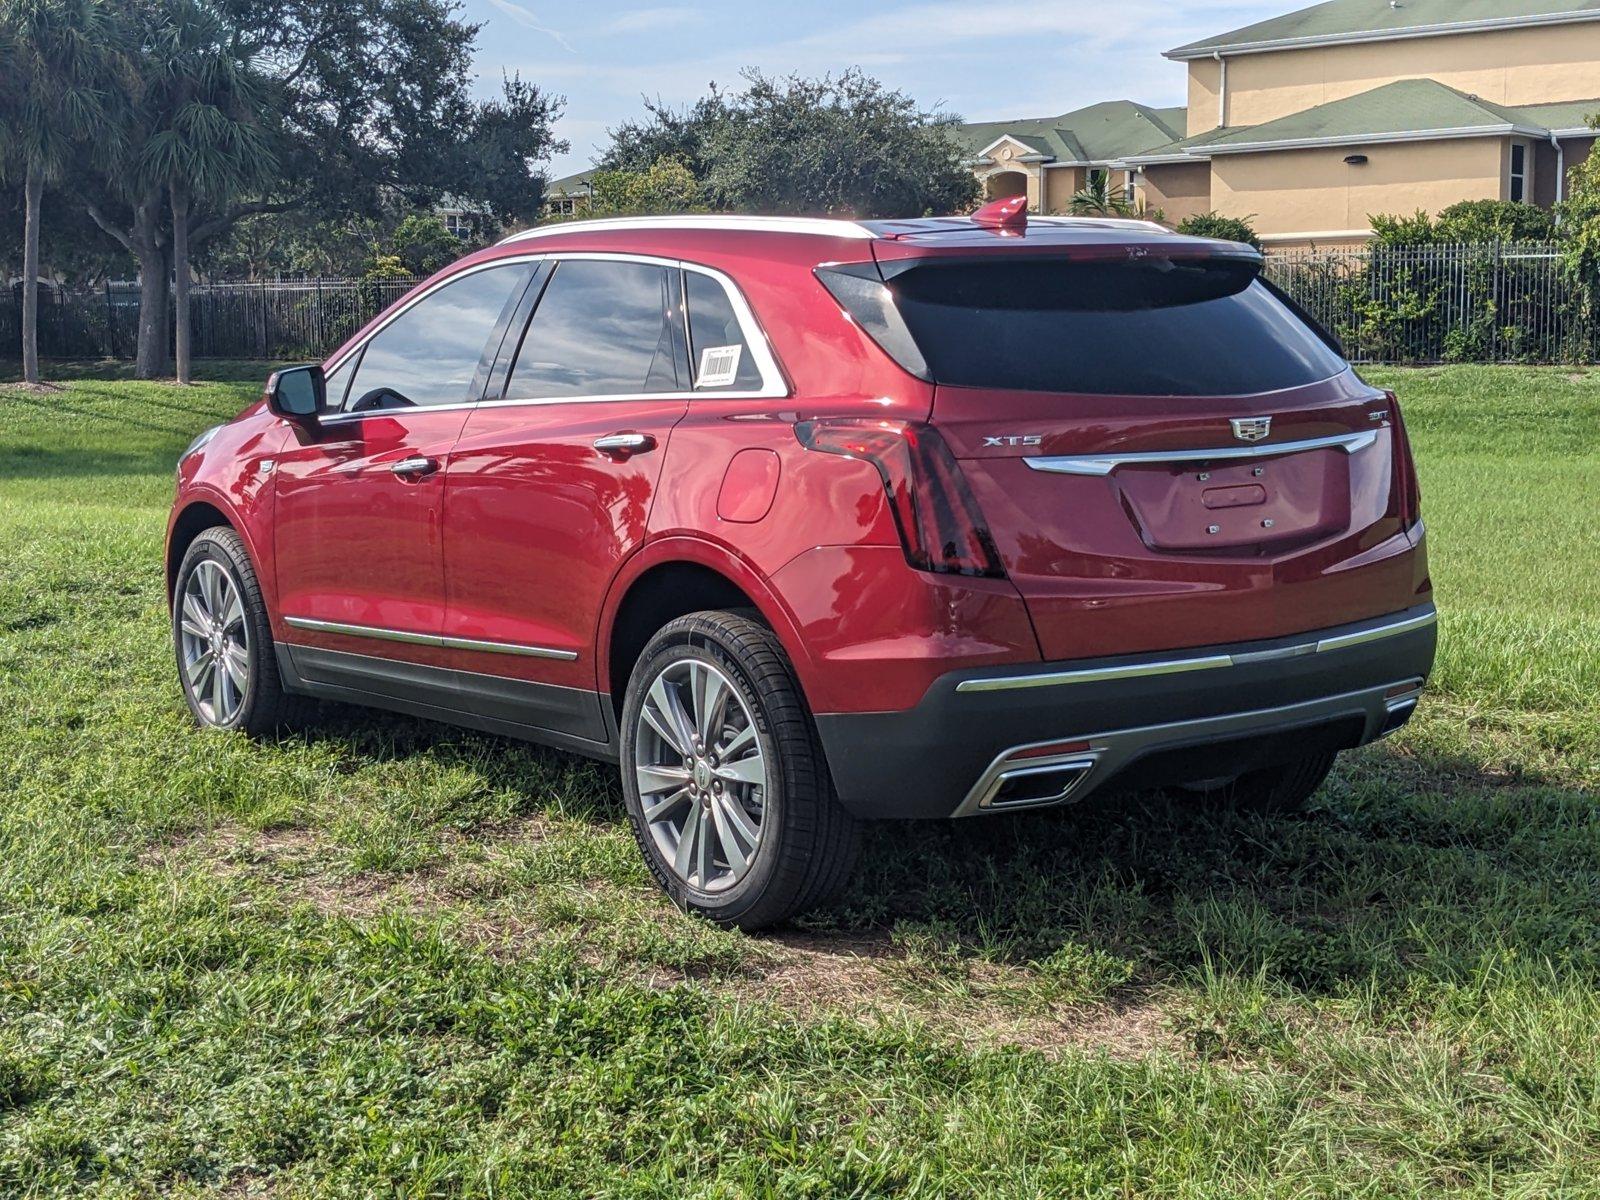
[958,101,1187,164]
[1170,0,1600,59]
[1199,79,1546,152]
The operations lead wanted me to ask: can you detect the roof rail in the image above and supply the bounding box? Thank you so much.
[498,214,878,245]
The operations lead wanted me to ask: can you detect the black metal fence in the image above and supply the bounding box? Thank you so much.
[0,277,421,361]
[2,244,1595,365]
[1263,241,1590,364]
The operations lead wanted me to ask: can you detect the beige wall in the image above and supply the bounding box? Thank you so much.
[1137,161,1212,224]
[1043,167,1086,213]
[1190,21,1600,134]
[1210,137,1507,238]
[1187,58,1224,136]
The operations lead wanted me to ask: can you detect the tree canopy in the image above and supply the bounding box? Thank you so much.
[600,70,977,218]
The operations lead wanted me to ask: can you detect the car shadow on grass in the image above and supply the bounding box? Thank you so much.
[282,701,1600,1003]
[806,740,1600,998]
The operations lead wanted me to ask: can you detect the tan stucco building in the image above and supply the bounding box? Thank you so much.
[961,0,1600,247]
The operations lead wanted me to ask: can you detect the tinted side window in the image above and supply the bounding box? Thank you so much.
[506,260,681,399]
[345,264,531,411]
[684,270,762,391]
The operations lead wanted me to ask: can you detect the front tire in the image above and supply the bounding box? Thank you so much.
[173,526,304,736]
[620,611,860,931]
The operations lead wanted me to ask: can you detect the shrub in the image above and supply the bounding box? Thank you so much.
[1176,212,1262,250]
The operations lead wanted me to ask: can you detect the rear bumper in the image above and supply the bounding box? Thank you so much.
[814,605,1436,819]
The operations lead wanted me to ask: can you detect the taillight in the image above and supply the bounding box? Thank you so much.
[794,418,1006,579]
[1385,390,1422,526]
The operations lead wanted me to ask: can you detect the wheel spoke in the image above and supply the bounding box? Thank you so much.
[708,795,753,875]
[187,653,214,689]
[180,616,209,640]
[202,563,223,616]
[636,764,691,796]
[642,786,692,823]
[714,753,766,787]
[222,644,249,691]
[718,722,756,760]
[645,675,694,756]
[693,665,728,744]
[211,653,228,716]
[221,587,244,632]
[674,803,702,878]
[714,791,761,849]
[695,802,713,887]
[182,590,212,630]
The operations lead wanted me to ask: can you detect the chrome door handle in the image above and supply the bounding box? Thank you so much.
[593,432,657,458]
[390,455,439,477]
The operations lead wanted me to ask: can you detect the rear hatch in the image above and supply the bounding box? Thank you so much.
[832,232,1419,661]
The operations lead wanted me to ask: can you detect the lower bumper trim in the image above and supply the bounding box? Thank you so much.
[955,608,1436,695]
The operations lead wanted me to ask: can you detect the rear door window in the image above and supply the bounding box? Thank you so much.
[505,260,683,399]
[684,270,763,392]
[343,263,534,411]
[874,258,1348,397]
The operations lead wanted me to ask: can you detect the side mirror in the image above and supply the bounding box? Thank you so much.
[266,365,325,425]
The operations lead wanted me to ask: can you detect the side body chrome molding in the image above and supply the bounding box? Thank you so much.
[283,616,579,662]
[1024,428,1379,477]
[955,609,1436,695]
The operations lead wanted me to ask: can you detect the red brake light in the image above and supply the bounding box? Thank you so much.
[794,418,1006,579]
[1385,390,1422,526]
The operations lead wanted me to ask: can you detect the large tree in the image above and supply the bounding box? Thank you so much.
[600,70,978,219]
[79,0,565,377]
[0,0,119,384]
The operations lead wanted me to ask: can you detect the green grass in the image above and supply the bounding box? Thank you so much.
[1,359,1598,1197]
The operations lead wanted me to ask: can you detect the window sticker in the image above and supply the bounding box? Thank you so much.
[696,344,744,388]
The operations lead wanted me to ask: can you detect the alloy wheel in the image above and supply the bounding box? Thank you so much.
[633,658,769,893]
[178,559,251,726]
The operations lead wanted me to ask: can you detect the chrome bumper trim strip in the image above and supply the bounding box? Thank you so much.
[283,616,579,661]
[955,609,1436,695]
[1024,428,1379,477]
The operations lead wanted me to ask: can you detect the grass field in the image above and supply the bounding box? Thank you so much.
[1,359,1597,1197]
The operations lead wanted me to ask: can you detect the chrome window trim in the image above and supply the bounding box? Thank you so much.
[1024,428,1379,477]
[284,616,579,661]
[313,251,788,427]
[955,608,1436,695]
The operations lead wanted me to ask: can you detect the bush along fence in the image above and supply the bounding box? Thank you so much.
[1264,241,1591,365]
[2,242,1595,365]
[0,277,422,362]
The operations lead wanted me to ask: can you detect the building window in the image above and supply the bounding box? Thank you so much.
[1125,170,1139,202]
[1510,143,1527,203]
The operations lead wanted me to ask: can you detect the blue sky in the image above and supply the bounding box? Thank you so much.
[459,0,1296,181]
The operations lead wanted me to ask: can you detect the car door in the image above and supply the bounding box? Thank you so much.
[273,260,537,689]
[440,256,699,744]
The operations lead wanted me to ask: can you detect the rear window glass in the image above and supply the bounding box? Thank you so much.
[884,259,1347,396]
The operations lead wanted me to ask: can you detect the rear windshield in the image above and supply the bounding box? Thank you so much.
[880,258,1347,397]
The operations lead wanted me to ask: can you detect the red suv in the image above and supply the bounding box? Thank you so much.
[168,202,1434,929]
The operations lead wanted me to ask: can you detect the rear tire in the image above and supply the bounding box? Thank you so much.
[1181,751,1338,815]
[620,610,861,931]
[173,527,307,736]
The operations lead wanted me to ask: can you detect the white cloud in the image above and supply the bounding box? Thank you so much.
[482,0,577,54]
[606,7,706,34]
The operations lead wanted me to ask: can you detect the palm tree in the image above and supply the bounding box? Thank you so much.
[137,0,274,383]
[1068,171,1136,219]
[0,0,117,385]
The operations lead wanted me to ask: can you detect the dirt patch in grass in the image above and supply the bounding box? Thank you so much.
[144,822,1181,1059]
[752,930,1180,1058]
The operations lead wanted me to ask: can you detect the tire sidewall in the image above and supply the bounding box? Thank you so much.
[620,624,788,918]
[173,533,264,732]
